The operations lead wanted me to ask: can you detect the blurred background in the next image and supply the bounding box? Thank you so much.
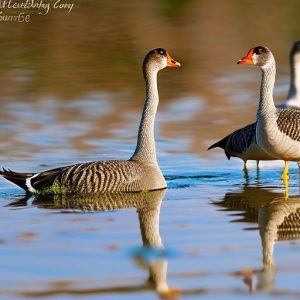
[0,0,299,165]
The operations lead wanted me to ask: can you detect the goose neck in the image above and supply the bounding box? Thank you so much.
[257,60,277,118]
[131,64,159,163]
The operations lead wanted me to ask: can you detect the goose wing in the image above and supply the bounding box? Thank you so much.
[276,108,300,141]
[57,160,142,193]
[208,123,256,159]
[226,123,257,154]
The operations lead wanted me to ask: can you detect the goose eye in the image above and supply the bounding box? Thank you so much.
[258,48,263,54]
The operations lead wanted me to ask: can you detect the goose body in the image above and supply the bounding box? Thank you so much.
[208,41,300,165]
[1,161,165,194]
[238,45,300,184]
[0,48,181,194]
[239,46,300,161]
[256,104,300,161]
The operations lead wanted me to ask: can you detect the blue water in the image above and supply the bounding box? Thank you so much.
[1,97,300,299]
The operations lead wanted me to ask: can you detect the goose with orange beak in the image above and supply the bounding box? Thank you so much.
[237,45,300,198]
[208,42,300,179]
[0,48,181,195]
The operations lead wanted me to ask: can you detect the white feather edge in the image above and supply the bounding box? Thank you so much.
[25,173,40,193]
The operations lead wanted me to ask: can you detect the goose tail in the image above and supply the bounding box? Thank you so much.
[0,168,35,192]
[207,136,231,160]
[1,166,67,193]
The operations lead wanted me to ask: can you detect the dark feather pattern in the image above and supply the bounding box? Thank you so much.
[0,168,34,191]
[208,123,256,158]
[276,108,300,141]
[0,160,150,194]
[225,123,256,154]
[207,136,229,151]
[30,166,67,191]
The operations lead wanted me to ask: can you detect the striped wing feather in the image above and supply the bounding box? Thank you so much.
[51,160,143,193]
[220,123,256,155]
[31,166,68,191]
[226,123,257,154]
[1,161,147,193]
[276,108,300,141]
[208,123,257,159]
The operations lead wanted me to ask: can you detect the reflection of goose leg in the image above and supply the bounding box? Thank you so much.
[256,160,260,177]
[281,161,289,200]
[283,179,289,201]
[243,162,249,184]
[255,161,261,184]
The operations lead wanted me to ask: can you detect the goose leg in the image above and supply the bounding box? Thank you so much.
[281,161,289,200]
[281,161,289,180]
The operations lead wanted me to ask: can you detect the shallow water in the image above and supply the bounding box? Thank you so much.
[1,1,300,299]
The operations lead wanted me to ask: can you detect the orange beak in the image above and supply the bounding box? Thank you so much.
[237,48,254,65]
[167,52,181,68]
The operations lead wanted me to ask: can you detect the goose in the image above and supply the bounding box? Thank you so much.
[238,45,300,186]
[0,48,181,194]
[208,41,300,169]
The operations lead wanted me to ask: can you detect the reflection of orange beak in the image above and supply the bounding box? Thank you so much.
[167,52,181,68]
[237,48,254,65]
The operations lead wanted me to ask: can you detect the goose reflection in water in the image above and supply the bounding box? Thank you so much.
[7,190,180,299]
[215,186,300,293]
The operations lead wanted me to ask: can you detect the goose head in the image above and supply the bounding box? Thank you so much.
[238,46,275,69]
[143,48,181,73]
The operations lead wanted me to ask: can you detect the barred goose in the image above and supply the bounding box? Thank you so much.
[0,48,180,194]
[208,41,300,170]
[238,45,300,185]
